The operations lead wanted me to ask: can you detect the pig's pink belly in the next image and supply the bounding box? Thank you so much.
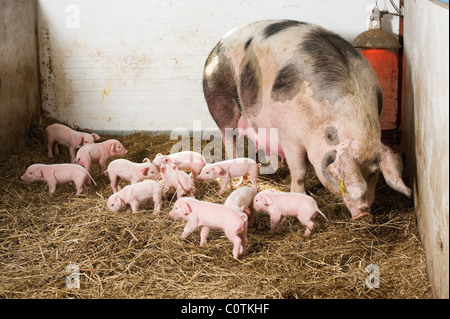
[238,115,285,160]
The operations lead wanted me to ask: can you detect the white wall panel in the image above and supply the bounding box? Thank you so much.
[402,0,449,298]
[37,0,400,132]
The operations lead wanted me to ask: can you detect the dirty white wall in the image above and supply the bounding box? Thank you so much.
[402,0,449,299]
[0,0,40,159]
[37,0,400,133]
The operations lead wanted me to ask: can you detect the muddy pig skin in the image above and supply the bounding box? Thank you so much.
[46,123,101,163]
[105,158,161,193]
[203,19,411,220]
[160,162,195,199]
[253,190,327,236]
[107,180,163,214]
[75,139,127,175]
[169,197,248,259]
[196,158,259,195]
[21,163,96,195]
[224,186,256,226]
[152,151,206,181]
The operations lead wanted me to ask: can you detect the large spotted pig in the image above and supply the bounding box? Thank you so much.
[203,20,411,220]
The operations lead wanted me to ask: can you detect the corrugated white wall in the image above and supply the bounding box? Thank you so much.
[37,0,400,132]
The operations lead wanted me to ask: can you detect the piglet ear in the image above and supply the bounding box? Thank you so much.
[141,167,150,176]
[213,166,224,175]
[240,205,251,216]
[261,194,273,206]
[160,165,166,174]
[92,133,101,141]
[37,167,43,178]
[156,153,163,157]
[142,158,150,163]
[116,196,125,206]
[79,137,85,147]
[180,201,192,215]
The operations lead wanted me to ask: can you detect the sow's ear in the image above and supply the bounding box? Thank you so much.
[379,144,411,198]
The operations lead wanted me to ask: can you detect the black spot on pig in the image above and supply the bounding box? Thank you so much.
[321,149,337,184]
[239,58,261,109]
[376,88,383,116]
[301,27,363,92]
[204,40,223,67]
[263,20,306,39]
[244,37,253,50]
[203,40,242,129]
[271,63,301,102]
[325,126,339,145]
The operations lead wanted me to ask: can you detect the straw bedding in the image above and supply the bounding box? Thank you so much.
[0,115,431,298]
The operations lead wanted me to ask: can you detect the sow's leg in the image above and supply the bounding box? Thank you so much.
[282,139,308,193]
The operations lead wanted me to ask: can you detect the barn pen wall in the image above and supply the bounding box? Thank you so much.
[36,0,400,132]
[402,0,449,299]
[0,0,41,160]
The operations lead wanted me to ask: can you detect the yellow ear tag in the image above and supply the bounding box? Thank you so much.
[340,179,347,196]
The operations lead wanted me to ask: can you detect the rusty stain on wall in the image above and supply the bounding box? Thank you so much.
[101,81,112,103]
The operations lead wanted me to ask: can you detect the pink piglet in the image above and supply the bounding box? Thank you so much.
[160,162,195,199]
[253,190,328,236]
[107,180,163,214]
[169,197,248,259]
[75,139,127,175]
[21,163,96,195]
[46,123,101,163]
[224,186,257,226]
[196,158,260,195]
[152,151,206,181]
[105,158,161,193]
